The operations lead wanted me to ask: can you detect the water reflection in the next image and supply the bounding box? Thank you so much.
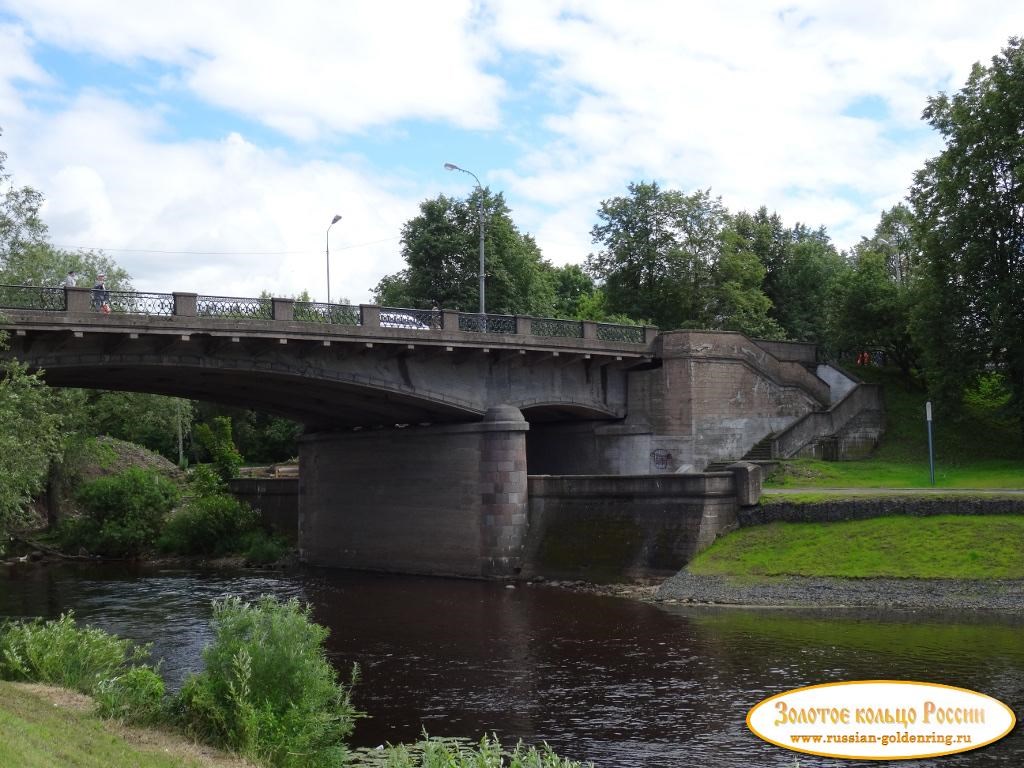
[0,563,1020,767]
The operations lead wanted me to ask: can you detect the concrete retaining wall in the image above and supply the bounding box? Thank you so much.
[229,478,299,542]
[522,469,758,582]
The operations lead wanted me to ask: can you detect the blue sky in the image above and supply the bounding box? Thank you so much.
[1,1,1021,303]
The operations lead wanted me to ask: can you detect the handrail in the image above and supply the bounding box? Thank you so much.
[0,285,655,346]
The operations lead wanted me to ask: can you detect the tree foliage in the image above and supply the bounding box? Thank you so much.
[374,189,555,315]
[909,37,1024,434]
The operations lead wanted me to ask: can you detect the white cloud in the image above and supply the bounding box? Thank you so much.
[2,0,504,138]
[3,91,422,302]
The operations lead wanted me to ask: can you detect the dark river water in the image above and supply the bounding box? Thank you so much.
[0,563,1020,767]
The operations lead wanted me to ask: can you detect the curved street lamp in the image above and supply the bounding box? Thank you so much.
[444,162,486,315]
[326,214,342,304]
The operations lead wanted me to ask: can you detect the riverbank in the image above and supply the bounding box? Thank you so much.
[654,572,1024,612]
[0,681,255,768]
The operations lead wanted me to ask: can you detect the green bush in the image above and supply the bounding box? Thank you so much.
[175,596,360,768]
[63,467,180,557]
[0,612,150,696]
[377,735,593,768]
[158,493,258,556]
[94,665,166,725]
[194,416,244,483]
[240,530,289,565]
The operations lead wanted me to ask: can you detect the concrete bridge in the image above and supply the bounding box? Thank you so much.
[1,284,883,578]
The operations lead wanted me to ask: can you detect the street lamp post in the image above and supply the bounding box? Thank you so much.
[444,162,486,316]
[326,214,342,304]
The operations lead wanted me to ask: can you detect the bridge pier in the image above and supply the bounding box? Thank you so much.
[298,405,530,578]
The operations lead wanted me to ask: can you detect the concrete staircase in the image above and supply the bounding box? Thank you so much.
[704,434,775,471]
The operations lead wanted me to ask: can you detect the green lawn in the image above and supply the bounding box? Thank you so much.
[765,367,1024,489]
[0,682,216,768]
[687,515,1024,579]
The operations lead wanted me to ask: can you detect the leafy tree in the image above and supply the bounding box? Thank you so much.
[909,37,1024,436]
[549,263,596,319]
[768,225,848,343]
[829,205,920,373]
[0,358,63,539]
[374,189,555,316]
[0,132,47,272]
[709,236,783,338]
[81,391,193,462]
[587,182,728,330]
[193,416,244,482]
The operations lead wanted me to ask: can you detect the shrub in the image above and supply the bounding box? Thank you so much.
[94,665,166,725]
[159,493,258,556]
[194,417,244,483]
[379,735,593,768]
[175,596,360,768]
[0,612,150,696]
[63,467,180,557]
[240,530,289,565]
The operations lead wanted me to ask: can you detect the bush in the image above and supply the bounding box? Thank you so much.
[194,417,244,483]
[159,493,258,556]
[240,530,289,565]
[175,596,360,768]
[63,467,180,557]
[94,665,166,725]
[379,735,593,768]
[0,612,150,696]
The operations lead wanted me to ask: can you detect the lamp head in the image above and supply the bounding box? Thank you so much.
[330,214,342,225]
[443,162,459,171]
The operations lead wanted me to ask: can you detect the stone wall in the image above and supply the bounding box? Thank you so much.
[741,496,1024,526]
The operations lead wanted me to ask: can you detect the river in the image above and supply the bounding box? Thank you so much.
[0,563,1020,767]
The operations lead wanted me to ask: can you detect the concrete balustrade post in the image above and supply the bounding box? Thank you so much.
[582,321,597,340]
[515,315,531,336]
[173,292,198,317]
[360,304,381,328]
[272,298,294,321]
[644,326,660,344]
[65,287,93,313]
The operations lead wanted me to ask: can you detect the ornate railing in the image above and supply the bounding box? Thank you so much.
[596,322,645,343]
[531,318,583,338]
[106,291,175,316]
[294,302,361,325]
[0,284,652,345]
[197,295,272,320]
[0,284,66,311]
[458,313,516,334]
[379,307,442,330]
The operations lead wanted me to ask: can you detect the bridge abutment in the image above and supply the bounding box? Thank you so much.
[298,405,530,578]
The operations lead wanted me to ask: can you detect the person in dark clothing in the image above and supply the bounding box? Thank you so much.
[91,274,110,312]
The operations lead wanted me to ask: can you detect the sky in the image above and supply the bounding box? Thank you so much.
[0,1,1021,304]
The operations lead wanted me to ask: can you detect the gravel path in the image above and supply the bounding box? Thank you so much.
[656,572,1024,612]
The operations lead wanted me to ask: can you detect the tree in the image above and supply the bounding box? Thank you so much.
[909,37,1024,436]
[549,263,596,319]
[0,358,63,540]
[710,226,784,338]
[587,182,728,330]
[374,190,555,316]
[0,132,48,273]
[768,224,848,343]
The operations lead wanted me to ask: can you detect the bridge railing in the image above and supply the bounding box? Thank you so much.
[197,295,273,320]
[0,284,66,311]
[293,301,361,325]
[0,284,655,345]
[106,291,175,316]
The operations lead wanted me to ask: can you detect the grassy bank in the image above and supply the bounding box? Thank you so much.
[687,515,1024,579]
[765,367,1024,489]
[0,681,250,768]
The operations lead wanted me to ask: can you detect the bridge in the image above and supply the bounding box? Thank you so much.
[0,284,883,578]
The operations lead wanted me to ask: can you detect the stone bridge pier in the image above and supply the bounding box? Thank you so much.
[299,405,531,578]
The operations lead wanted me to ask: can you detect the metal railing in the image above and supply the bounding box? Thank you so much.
[379,307,442,330]
[0,284,66,311]
[596,322,645,343]
[0,284,652,345]
[106,291,175,316]
[531,318,583,338]
[293,302,361,325]
[197,295,272,320]
[459,312,516,334]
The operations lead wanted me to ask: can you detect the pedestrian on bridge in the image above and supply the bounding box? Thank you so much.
[92,274,110,313]
[61,270,79,288]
